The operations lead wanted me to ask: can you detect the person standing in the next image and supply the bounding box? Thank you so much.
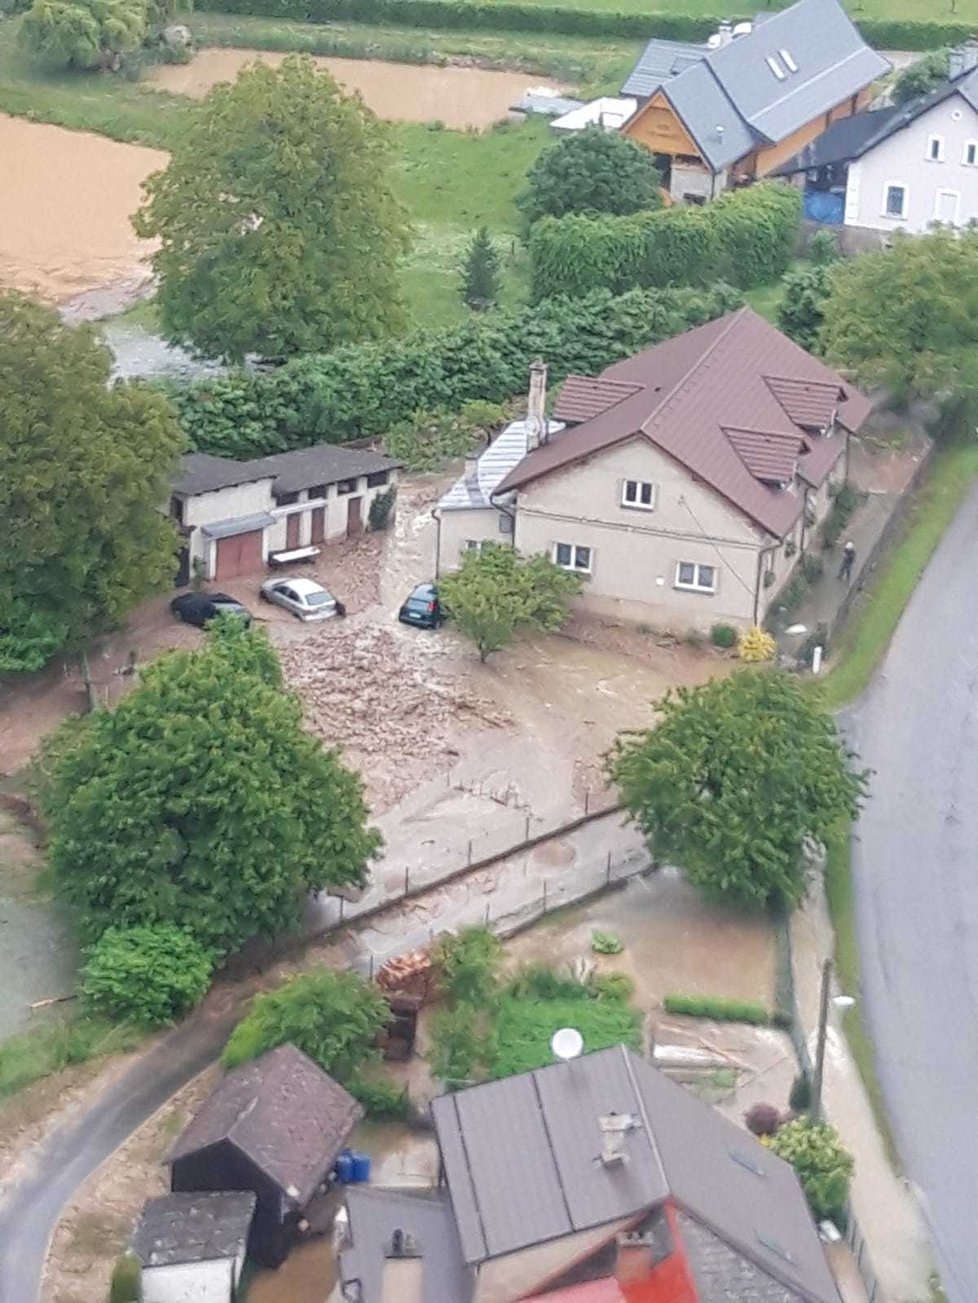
[838,540,856,583]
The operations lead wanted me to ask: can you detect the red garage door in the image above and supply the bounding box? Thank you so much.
[215,530,263,580]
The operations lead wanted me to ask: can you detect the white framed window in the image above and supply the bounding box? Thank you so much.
[883,183,907,218]
[926,134,945,162]
[674,561,717,593]
[554,542,592,574]
[963,140,978,166]
[934,188,961,225]
[463,539,485,555]
[621,479,657,510]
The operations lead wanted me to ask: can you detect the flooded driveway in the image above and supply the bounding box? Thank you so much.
[149,49,560,128]
[0,115,162,304]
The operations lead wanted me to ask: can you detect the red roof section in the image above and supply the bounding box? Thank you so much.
[554,376,644,424]
[498,308,871,539]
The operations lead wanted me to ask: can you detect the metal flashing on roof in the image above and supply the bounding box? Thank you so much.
[200,512,275,539]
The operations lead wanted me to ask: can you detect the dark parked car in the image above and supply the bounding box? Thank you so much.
[398,582,445,629]
[171,592,252,629]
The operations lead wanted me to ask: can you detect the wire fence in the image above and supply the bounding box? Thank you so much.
[844,1210,883,1303]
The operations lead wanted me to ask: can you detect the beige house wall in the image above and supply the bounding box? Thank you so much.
[437,505,512,573]
[512,438,775,632]
[474,1218,632,1303]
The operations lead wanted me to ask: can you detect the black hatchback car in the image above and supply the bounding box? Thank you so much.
[170,591,252,629]
[398,582,445,629]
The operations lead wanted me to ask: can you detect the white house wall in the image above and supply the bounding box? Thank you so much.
[140,1254,239,1303]
[437,506,513,573]
[846,95,978,233]
[512,437,776,631]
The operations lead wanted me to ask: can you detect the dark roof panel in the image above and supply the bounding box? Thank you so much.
[167,1044,362,1204]
[340,1187,471,1303]
[664,63,758,170]
[766,376,841,429]
[620,37,708,99]
[725,428,803,483]
[132,1192,256,1268]
[174,446,400,498]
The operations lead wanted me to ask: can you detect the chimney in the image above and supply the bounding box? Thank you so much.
[616,1233,654,1284]
[382,1229,423,1303]
[599,1112,634,1166]
[716,18,733,46]
[526,358,548,451]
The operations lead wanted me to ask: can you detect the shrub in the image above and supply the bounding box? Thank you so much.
[529,184,801,301]
[710,622,737,649]
[517,126,662,228]
[590,930,623,955]
[789,1071,813,1113]
[383,408,477,471]
[433,927,502,1007]
[737,626,776,663]
[460,225,501,311]
[777,262,834,352]
[109,1253,141,1303]
[801,553,824,583]
[348,1074,409,1119]
[764,1117,854,1221]
[744,1102,782,1137]
[507,963,588,1001]
[222,968,390,1083]
[80,926,214,1027]
[663,993,771,1025]
[822,484,864,550]
[368,484,396,531]
[891,47,949,105]
[429,1002,496,1086]
[589,971,635,1003]
[169,283,743,458]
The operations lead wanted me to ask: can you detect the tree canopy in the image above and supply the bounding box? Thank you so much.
[134,55,411,363]
[42,620,381,954]
[438,543,582,662]
[821,229,978,403]
[222,968,389,1083]
[0,291,182,672]
[891,49,949,106]
[460,226,501,312]
[517,126,662,227]
[606,670,867,909]
[19,0,185,69]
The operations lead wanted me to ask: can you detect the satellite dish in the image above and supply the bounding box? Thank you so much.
[551,1027,584,1062]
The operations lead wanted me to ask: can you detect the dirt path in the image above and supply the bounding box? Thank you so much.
[0,115,162,304]
[148,49,561,127]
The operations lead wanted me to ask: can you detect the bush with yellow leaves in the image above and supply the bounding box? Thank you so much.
[738,626,776,662]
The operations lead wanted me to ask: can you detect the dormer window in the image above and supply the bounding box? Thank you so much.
[766,54,786,80]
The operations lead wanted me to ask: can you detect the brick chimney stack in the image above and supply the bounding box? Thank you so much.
[526,359,548,451]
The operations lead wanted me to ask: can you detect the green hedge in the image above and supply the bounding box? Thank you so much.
[663,993,771,1025]
[199,0,972,49]
[168,281,743,457]
[530,183,801,301]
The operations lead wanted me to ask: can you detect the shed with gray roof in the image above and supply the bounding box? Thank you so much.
[132,1191,256,1303]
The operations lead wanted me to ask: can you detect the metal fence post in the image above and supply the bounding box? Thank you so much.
[524,814,530,841]
[584,790,590,815]
[338,896,344,923]
[484,903,490,927]
[607,851,612,883]
[404,867,410,898]
[368,953,374,982]
[467,839,473,866]
[543,879,548,912]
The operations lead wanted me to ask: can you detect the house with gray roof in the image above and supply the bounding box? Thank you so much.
[170,443,400,583]
[333,1044,840,1303]
[774,41,978,234]
[131,1191,256,1303]
[619,0,888,204]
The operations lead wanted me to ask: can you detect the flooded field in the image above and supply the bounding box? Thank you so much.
[149,49,560,128]
[0,114,163,303]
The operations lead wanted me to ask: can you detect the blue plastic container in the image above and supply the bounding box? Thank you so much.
[351,1152,371,1183]
[334,1150,355,1183]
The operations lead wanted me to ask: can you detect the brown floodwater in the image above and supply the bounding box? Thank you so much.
[149,49,560,128]
[0,114,164,303]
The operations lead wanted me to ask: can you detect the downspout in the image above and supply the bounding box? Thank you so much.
[753,541,778,626]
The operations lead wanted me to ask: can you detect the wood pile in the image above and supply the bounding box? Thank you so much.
[376,950,435,1000]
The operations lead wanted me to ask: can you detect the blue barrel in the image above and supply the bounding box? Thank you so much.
[334,1150,355,1183]
[351,1152,371,1183]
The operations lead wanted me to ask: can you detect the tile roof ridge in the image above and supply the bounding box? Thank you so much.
[620,1047,666,1188]
[640,307,749,436]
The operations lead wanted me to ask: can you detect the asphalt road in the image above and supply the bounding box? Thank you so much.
[843,481,978,1303]
[0,1010,235,1303]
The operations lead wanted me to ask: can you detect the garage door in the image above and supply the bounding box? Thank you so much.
[215,530,263,580]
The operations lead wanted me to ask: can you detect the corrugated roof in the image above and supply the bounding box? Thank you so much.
[433,1047,838,1303]
[173,446,400,498]
[339,1187,470,1303]
[167,1045,362,1205]
[621,0,889,169]
[554,376,644,424]
[725,428,803,484]
[498,308,866,539]
[437,418,564,512]
[766,376,842,430]
[131,1192,256,1268]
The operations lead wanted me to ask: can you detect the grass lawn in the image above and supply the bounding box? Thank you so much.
[430,0,975,22]
[491,994,641,1078]
[0,1014,142,1099]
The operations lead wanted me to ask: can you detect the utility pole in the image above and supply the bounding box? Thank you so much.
[811,958,832,1122]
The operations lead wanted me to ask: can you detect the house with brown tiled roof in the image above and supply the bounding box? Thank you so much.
[435,308,871,634]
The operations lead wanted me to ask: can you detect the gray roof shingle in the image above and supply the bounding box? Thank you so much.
[167,1044,362,1205]
[132,1192,256,1268]
[174,446,401,498]
[622,0,889,170]
[432,1046,839,1303]
[339,1187,471,1303]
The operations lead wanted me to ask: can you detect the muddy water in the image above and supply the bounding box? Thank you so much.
[0,115,163,303]
[149,49,560,128]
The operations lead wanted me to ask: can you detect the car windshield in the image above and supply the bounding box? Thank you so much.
[304,591,333,607]
[407,598,430,612]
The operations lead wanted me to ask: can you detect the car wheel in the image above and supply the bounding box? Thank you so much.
[258,590,269,602]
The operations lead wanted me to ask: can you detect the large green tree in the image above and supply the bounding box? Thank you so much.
[0,291,182,672]
[42,620,381,953]
[517,126,662,228]
[607,670,867,909]
[134,55,411,363]
[821,228,978,403]
[439,543,582,662]
[20,0,144,70]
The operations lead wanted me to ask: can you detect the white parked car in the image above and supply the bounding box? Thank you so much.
[259,576,339,621]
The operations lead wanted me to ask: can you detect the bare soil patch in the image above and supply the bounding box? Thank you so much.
[148,49,560,128]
